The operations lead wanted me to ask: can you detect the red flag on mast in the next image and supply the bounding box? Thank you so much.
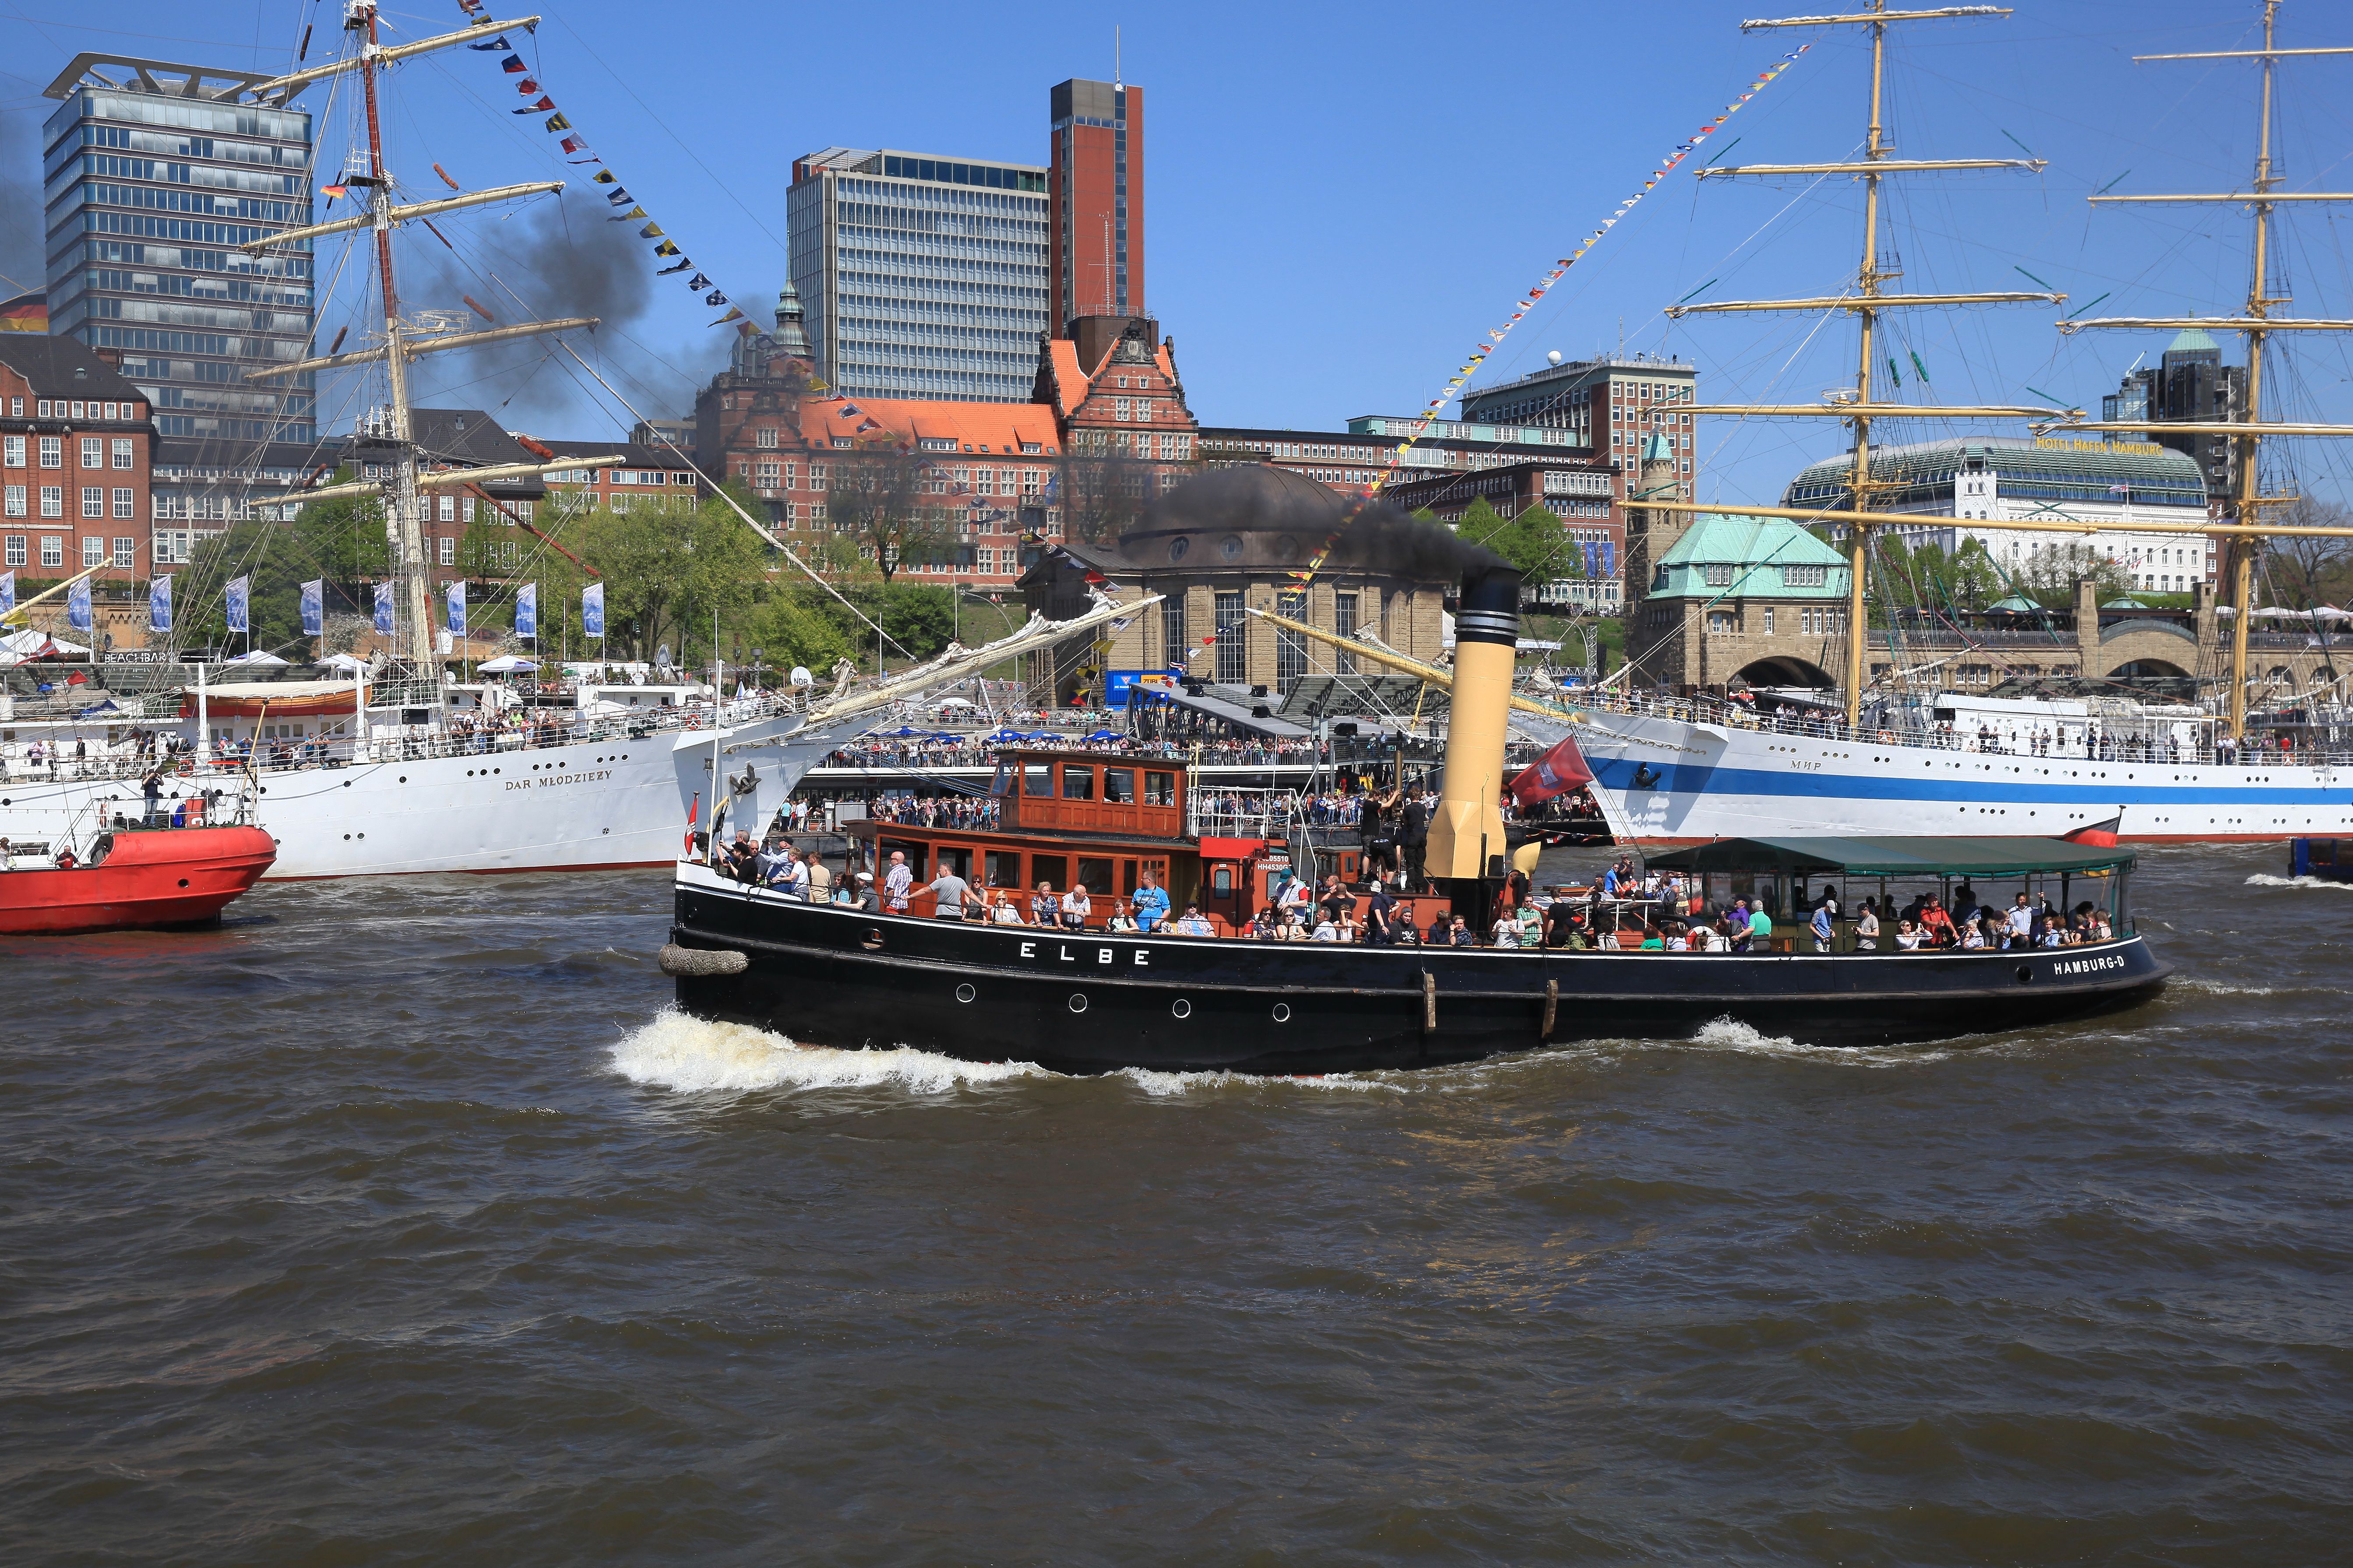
[683,792,700,857]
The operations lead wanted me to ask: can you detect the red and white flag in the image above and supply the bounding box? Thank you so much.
[683,791,700,856]
[1508,734,1593,810]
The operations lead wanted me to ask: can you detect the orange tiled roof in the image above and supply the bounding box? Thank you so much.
[796,397,1063,455]
[1037,339,1091,419]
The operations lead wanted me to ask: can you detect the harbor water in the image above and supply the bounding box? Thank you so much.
[3,846,2347,1564]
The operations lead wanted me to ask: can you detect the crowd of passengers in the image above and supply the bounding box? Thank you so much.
[821,735,1331,770]
[697,832,2114,951]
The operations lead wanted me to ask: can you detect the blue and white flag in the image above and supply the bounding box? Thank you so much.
[67,575,92,632]
[582,581,604,640]
[1582,540,1600,579]
[515,581,537,639]
[0,570,13,615]
[300,579,323,636]
[148,573,172,634]
[446,579,466,636]
[225,575,249,633]
[373,580,394,635]
[1598,540,1616,578]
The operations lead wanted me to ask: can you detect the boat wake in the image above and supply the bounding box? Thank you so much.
[1116,1067,1401,1097]
[1684,1015,1957,1065]
[2244,873,2353,891]
[609,1009,1045,1094]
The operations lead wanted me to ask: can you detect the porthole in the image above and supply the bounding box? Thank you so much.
[2015,965,2034,984]
[1170,998,1191,1019]
[1272,1003,1292,1023]
[399,775,407,782]
[1219,533,1244,561]
[955,983,976,1003]
[1068,994,1088,1014]
[177,878,189,888]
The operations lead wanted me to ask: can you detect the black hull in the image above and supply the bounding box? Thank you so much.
[669,877,2173,1074]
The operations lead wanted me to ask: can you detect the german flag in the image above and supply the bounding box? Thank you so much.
[0,293,46,334]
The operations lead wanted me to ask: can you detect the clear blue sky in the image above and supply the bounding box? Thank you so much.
[5,0,2351,506]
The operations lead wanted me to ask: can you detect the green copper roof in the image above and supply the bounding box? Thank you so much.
[1648,511,1851,600]
[2167,325,2219,354]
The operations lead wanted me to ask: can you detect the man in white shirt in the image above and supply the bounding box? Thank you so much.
[883,851,914,913]
[2004,893,2034,948]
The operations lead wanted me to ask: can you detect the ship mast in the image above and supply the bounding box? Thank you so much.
[2037,0,2353,738]
[234,7,624,675]
[352,3,435,670]
[1661,2,2066,732]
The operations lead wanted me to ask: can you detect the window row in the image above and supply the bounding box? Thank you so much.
[0,534,137,567]
[4,485,137,518]
[3,398,144,423]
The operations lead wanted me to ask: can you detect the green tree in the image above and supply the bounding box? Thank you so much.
[172,479,391,656]
[1486,503,1582,584]
[828,441,958,583]
[572,488,769,665]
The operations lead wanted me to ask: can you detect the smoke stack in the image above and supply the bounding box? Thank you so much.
[1428,565,1523,882]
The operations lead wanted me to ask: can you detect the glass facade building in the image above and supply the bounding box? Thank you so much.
[40,62,315,445]
[787,147,1050,403]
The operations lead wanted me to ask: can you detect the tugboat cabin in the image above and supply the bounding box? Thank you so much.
[842,746,1445,933]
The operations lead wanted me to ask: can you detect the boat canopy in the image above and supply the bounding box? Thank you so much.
[1639,835,2134,877]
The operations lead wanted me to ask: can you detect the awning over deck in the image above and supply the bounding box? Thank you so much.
[1159,686,1314,739]
[1638,836,2134,877]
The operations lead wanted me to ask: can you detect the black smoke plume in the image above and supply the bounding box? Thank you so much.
[391,195,724,432]
[1141,464,1510,580]
[0,106,46,302]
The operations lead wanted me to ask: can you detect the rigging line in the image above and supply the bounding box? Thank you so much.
[539,333,917,661]
[543,13,792,256]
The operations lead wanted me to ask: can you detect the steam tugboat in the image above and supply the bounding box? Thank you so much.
[666,568,2172,1072]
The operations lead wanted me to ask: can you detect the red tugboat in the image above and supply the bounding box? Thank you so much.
[0,804,275,935]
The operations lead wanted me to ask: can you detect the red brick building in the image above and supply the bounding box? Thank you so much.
[692,306,1198,590]
[0,335,153,586]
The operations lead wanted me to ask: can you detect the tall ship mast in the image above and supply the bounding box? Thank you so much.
[1664,1,2069,734]
[1279,2,2353,845]
[0,3,1159,879]
[2042,0,2353,741]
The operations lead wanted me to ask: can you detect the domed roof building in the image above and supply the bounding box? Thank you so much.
[1018,464,1455,709]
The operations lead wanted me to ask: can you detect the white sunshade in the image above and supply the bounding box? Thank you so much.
[476,654,540,673]
[224,649,291,666]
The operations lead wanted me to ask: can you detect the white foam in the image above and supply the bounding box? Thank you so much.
[609,1009,1045,1095]
[2176,977,2278,996]
[1683,1014,1955,1065]
[2245,873,2353,891]
[1115,1066,1399,1097]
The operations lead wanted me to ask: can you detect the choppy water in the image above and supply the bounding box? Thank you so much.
[3,846,2348,1564]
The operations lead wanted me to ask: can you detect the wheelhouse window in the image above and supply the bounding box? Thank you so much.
[1023,764,1053,797]
[1103,767,1135,804]
[990,762,1013,795]
[1060,764,1094,800]
[1142,770,1175,806]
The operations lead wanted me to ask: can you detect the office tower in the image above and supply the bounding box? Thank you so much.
[786,148,1050,403]
[40,56,317,445]
[2103,327,2245,504]
[1048,78,1142,332]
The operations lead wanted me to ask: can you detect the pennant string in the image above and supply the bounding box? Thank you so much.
[1281,46,1811,605]
[456,4,755,332]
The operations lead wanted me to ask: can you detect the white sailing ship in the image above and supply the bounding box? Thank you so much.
[1569,0,2353,844]
[0,7,1144,876]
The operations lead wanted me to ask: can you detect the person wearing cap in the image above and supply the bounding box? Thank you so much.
[849,871,881,914]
